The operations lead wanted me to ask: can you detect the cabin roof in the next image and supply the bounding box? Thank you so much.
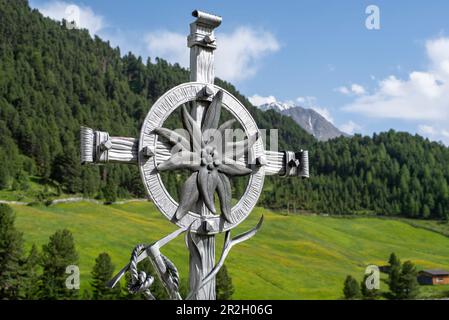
[420,269,449,276]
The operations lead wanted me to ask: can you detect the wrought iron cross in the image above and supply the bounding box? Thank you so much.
[80,10,309,300]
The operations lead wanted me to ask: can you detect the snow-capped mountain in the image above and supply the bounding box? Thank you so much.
[257,102,348,141]
[257,101,295,112]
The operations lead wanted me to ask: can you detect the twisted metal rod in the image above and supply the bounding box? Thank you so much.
[128,244,155,300]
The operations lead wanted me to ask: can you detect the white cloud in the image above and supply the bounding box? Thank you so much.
[248,94,277,106]
[145,31,188,66]
[216,27,280,82]
[342,36,449,143]
[145,27,280,82]
[340,121,361,135]
[32,1,146,55]
[296,96,316,106]
[418,124,437,135]
[417,124,449,143]
[442,130,449,138]
[34,1,104,35]
[33,3,279,82]
[351,84,366,95]
[336,83,366,96]
[336,86,350,95]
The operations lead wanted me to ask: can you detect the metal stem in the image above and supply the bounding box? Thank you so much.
[187,10,222,300]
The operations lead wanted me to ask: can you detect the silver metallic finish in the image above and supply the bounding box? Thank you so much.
[128,244,155,300]
[79,126,138,164]
[186,215,264,300]
[108,227,185,299]
[80,126,94,164]
[298,150,309,178]
[138,82,265,235]
[186,11,222,300]
[79,126,307,177]
[80,9,310,301]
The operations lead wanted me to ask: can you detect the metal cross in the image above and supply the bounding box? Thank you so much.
[80,10,309,300]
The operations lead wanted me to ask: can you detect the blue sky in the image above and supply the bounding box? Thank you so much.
[29,0,449,143]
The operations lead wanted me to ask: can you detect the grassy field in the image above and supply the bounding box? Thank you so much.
[10,201,449,299]
[0,176,70,202]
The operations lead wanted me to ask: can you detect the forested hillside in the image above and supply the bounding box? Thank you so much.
[1,0,449,220]
[264,131,449,219]
[0,0,312,201]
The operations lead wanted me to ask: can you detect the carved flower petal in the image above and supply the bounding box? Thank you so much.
[185,226,203,268]
[181,104,203,153]
[153,127,190,151]
[217,162,252,176]
[218,119,236,134]
[216,172,232,223]
[197,167,217,214]
[157,151,200,171]
[204,119,236,151]
[175,173,199,220]
[202,90,223,131]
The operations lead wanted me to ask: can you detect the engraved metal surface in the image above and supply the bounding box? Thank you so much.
[139,82,265,235]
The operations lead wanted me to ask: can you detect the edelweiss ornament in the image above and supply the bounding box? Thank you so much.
[80,10,309,300]
[155,93,255,221]
[138,82,266,234]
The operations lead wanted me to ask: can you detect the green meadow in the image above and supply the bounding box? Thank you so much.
[10,201,449,299]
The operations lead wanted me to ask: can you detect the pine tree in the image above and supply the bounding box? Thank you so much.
[361,272,378,299]
[50,148,82,193]
[81,289,92,300]
[91,252,121,300]
[388,252,402,298]
[398,261,419,299]
[39,229,79,300]
[388,252,400,267]
[5,0,449,220]
[216,264,234,300]
[20,244,40,299]
[343,275,360,299]
[0,204,24,299]
[0,165,9,189]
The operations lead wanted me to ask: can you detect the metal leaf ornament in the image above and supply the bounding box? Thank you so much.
[155,91,256,222]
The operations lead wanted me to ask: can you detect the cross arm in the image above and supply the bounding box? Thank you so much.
[263,150,309,178]
[80,126,138,164]
[80,127,309,178]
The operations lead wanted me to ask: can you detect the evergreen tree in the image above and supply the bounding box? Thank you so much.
[343,275,360,299]
[4,0,449,221]
[50,148,82,193]
[388,252,402,297]
[103,183,118,204]
[361,271,379,300]
[0,165,8,189]
[39,229,79,300]
[398,261,419,299]
[81,289,92,300]
[216,264,234,300]
[20,244,40,299]
[91,252,121,300]
[0,204,23,299]
[388,252,400,267]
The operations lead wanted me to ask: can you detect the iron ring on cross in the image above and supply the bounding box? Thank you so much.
[139,82,266,235]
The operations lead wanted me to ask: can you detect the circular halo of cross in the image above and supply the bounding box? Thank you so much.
[139,82,265,235]
[80,10,309,300]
